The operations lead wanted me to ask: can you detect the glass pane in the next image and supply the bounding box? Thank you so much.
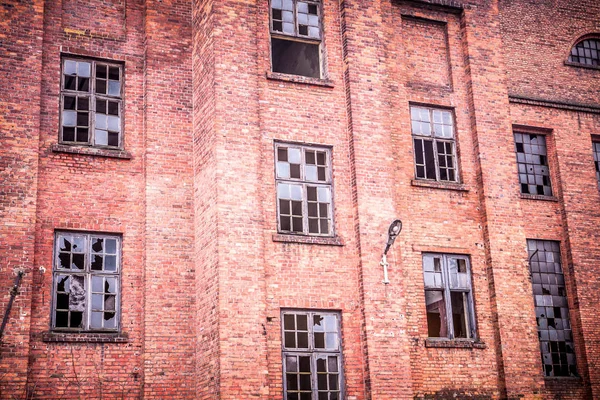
[91,311,103,328]
[288,148,301,163]
[317,187,330,202]
[78,62,91,77]
[64,60,77,75]
[425,290,447,337]
[95,130,108,146]
[105,255,117,271]
[62,111,76,127]
[107,116,120,132]
[108,81,120,96]
[290,185,302,201]
[277,162,290,179]
[92,294,103,310]
[105,278,117,294]
[286,355,298,372]
[92,276,103,292]
[306,165,318,181]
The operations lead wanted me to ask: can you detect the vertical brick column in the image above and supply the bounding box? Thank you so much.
[341,0,414,398]
[191,0,221,398]
[0,0,45,396]
[143,1,196,397]
[462,1,543,397]
[210,1,269,398]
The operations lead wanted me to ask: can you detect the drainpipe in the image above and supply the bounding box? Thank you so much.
[0,269,25,340]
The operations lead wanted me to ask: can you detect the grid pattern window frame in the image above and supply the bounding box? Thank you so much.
[422,253,476,340]
[568,38,600,67]
[593,141,600,190]
[281,310,343,400]
[514,132,553,196]
[60,56,124,149]
[52,232,121,332]
[271,0,322,40]
[527,239,577,377]
[410,106,459,183]
[275,143,334,237]
[270,0,324,78]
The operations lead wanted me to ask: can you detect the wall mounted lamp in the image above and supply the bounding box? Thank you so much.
[381,219,402,284]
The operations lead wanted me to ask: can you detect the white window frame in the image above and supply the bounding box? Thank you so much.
[59,56,124,149]
[275,142,334,237]
[281,310,343,400]
[422,253,476,340]
[410,106,459,183]
[51,232,121,332]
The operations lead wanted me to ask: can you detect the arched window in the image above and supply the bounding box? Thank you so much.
[568,38,600,66]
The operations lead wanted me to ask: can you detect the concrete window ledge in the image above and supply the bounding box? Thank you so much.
[520,193,559,202]
[272,233,344,246]
[266,71,334,88]
[51,143,132,159]
[411,179,469,192]
[425,338,486,349]
[41,331,129,343]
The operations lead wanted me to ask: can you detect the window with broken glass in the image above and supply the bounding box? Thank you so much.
[52,232,121,332]
[514,132,553,196]
[270,0,323,78]
[422,254,476,340]
[568,38,600,66]
[527,240,577,377]
[410,106,458,182]
[593,141,600,190]
[275,143,333,236]
[282,310,343,400]
[60,57,123,148]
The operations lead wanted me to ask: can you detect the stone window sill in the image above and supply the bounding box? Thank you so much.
[411,179,468,192]
[520,193,559,202]
[564,61,600,71]
[272,233,344,246]
[41,331,129,343]
[52,143,132,159]
[266,71,334,88]
[425,338,486,349]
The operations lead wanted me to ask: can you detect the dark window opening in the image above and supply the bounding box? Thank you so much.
[272,38,320,79]
[568,38,600,66]
[527,239,577,377]
[514,132,553,196]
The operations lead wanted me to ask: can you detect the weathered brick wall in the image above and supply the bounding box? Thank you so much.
[0,0,598,399]
[24,0,147,398]
[500,0,600,106]
[192,0,221,398]
[142,0,196,398]
[509,103,599,399]
[0,0,44,397]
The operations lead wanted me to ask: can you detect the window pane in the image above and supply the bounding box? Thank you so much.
[527,240,577,377]
[425,290,447,338]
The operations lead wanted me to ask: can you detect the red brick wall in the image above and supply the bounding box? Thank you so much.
[0,0,598,399]
[0,0,44,396]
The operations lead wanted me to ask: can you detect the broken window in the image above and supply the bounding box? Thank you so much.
[275,143,334,236]
[514,132,553,196]
[527,240,577,377]
[60,57,123,148]
[410,106,458,182]
[270,0,323,78]
[593,141,600,190]
[52,232,121,332]
[422,254,476,339]
[282,310,343,400]
[568,38,600,66]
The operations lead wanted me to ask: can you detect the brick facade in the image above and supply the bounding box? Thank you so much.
[0,0,598,399]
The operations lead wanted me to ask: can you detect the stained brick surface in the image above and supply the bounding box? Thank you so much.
[0,0,598,399]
